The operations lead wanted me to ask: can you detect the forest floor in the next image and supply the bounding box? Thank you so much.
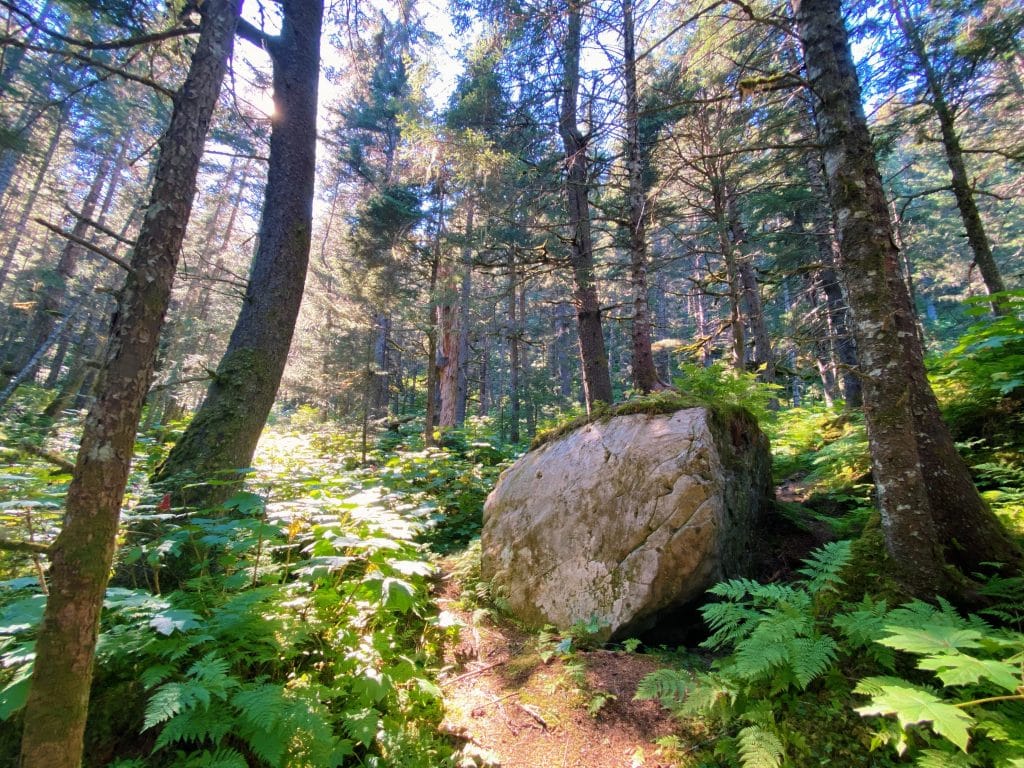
[434,563,694,768]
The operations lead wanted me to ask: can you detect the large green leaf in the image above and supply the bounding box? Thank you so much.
[855,676,974,752]
[879,624,983,655]
[916,651,1021,692]
[0,595,45,634]
[0,664,33,720]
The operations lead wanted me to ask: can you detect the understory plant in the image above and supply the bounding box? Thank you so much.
[637,540,1024,768]
[0,450,455,766]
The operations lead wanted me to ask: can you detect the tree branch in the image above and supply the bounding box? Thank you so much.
[235,18,274,51]
[17,441,76,473]
[0,536,51,556]
[0,0,196,50]
[33,218,133,272]
[64,205,135,247]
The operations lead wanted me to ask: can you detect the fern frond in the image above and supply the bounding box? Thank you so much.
[797,540,852,593]
[179,747,248,768]
[143,681,210,730]
[736,725,784,768]
[913,747,973,767]
[833,598,889,649]
[707,578,764,601]
[790,635,838,689]
[232,683,284,731]
[140,663,174,690]
[152,700,232,751]
[701,602,762,648]
[635,668,692,707]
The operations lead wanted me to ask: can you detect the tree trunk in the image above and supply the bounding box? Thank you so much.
[558,1,612,410]
[506,250,521,444]
[729,197,775,383]
[423,184,444,446]
[371,312,392,415]
[18,3,238,765]
[714,185,745,371]
[454,203,474,426]
[152,0,322,504]
[551,300,575,398]
[653,271,670,382]
[891,0,1007,313]
[795,0,1021,594]
[622,0,662,393]
[437,208,464,429]
[804,155,862,407]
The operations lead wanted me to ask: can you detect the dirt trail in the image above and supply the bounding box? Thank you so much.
[435,570,687,768]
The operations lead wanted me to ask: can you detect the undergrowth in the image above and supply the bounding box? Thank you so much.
[638,542,1024,768]
[0,415,516,767]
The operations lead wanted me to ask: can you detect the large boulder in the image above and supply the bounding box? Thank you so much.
[480,406,772,640]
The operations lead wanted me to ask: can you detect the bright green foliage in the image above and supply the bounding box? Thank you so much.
[768,404,870,491]
[0,428,457,767]
[934,293,1024,404]
[736,724,784,768]
[702,541,850,693]
[637,541,860,767]
[852,601,1024,765]
[637,537,1024,767]
[672,363,783,425]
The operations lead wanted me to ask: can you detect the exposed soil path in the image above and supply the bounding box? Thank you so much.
[434,565,689,768]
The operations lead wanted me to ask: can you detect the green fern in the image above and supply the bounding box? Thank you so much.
[913,748,974,768]
[736,725,784,768]
[178,747,248,768]
[152,700,233,751]
[796,539,852,593]
[634,668,691,707]
[232,683,284,732]
[143,681,211,730]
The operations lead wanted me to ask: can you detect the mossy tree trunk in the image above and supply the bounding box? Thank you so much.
[152,0,323,506]
[794,0,1021,595]
[17,3,239,766]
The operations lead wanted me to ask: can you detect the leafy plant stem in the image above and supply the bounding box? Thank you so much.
[954,693,1024,708]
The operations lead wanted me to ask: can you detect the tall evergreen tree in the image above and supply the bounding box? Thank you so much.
[18,2,239,763]
[153,0,323,506]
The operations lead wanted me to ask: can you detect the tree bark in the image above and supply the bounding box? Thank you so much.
[17,3,238,765]
[729,197,775,383]
[506,249,521,444]
[622,0,662,393]
[152,0,322,504]
[454,203,474,426]
[714,184,746,372]
[558,1,613,410]
[371,312,392,415]
[423,183,445,446]
[795,0,1021,594]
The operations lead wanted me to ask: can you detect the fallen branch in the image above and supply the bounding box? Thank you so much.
[441,659,507,687]
[64,205,135,247]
